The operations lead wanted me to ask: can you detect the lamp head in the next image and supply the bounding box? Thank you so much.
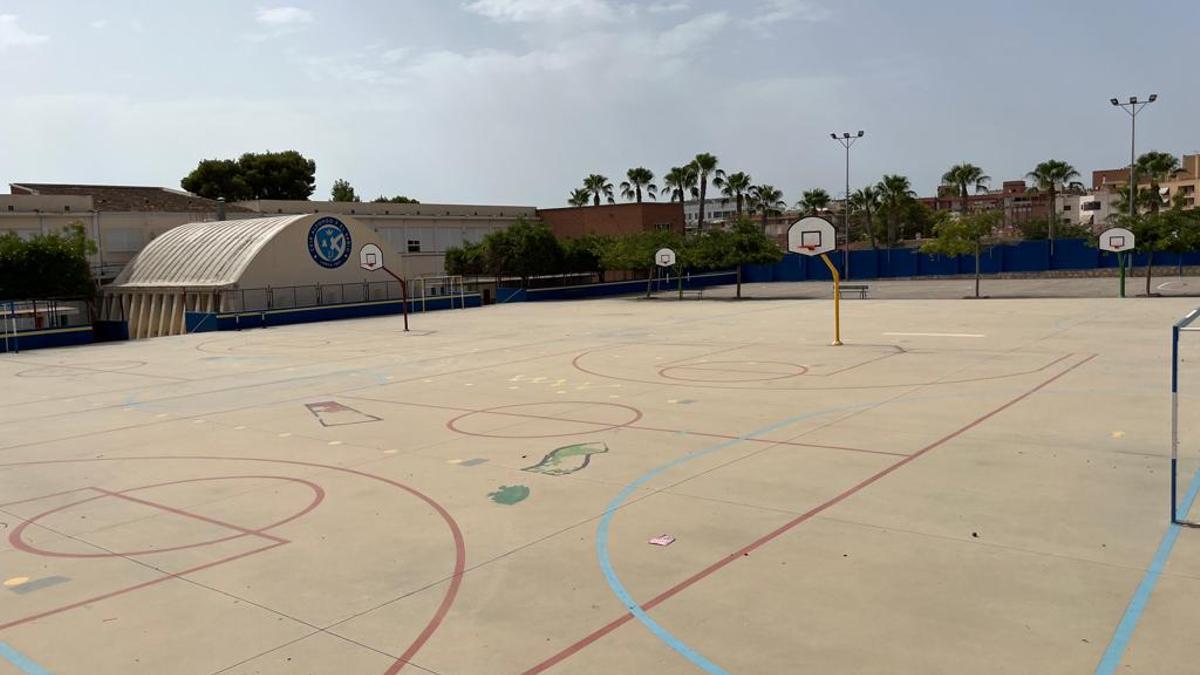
[1110,98,1120,106]
[830,133,837,140]
[1149,93,1158,102]
[856,130,864,137]
[1129,96,1138,104]
[843,132,851,139]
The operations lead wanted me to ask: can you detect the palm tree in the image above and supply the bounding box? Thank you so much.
[849,186,881,249]
[1026,159,1081,246]
[941,163,991,213]
[662,165,698,205]
[714,171,753,218]
[690,153,720,230]
[582,174,615,206]
[620,167,657,203]
[748,184,786,232]
[1136,151,1181,214]
[877,174,916,248]
[797,188,832,215]
[567,188,591,207]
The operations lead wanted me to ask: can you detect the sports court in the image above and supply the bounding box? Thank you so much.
[2,278,1199,674]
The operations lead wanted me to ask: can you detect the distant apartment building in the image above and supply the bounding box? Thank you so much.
[682,198,743,231]
[919,180,1057,233]
[1092,153,1200,211]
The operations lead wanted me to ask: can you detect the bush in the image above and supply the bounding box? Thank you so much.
[0,223,96,300]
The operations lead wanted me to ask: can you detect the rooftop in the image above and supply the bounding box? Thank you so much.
[9,183,251,213]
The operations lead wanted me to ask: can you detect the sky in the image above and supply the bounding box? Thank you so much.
[1,0,1197,207]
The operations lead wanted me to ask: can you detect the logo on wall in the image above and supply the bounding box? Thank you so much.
[307,217,352,269]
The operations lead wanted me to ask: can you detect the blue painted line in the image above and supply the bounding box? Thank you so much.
[596,402,875,674]
[1095,467,1200,674]
[0,641,52,675]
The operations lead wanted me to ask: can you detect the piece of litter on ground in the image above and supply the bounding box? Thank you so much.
[648,534,676,547]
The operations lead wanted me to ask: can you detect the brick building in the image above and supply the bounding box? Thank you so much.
[535,202,685,239]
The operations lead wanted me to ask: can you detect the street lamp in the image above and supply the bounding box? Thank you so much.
[1110,94,1157,220]
[830,130,865,279]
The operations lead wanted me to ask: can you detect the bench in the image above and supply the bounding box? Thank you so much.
[840,284,870,299]
[677,289,705,300]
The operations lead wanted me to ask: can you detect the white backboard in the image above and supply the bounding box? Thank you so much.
[787,217,836,256]
[1099,227,1135,253]
[359,243,384,271]
[655,248,677,268]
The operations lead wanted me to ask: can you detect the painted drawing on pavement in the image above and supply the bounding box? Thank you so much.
[522,442,609,476]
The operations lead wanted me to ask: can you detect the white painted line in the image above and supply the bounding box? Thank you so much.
[883,332,985,338]
[1158,281,1185,290]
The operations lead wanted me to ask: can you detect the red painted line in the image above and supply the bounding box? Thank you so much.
[658,361,808,383]
[446,401,644,439]
[820,349,903,376]
[9,476,324,558]
[0,456,465,675]
[572,349,1074,392]
[523,353,1097,673]
[626,425,907,458]
[0,486,99,509]
[0,540,287,631]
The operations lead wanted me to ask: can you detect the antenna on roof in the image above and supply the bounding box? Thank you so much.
[217,198,226,221]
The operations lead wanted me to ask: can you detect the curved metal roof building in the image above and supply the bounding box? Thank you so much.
[105,214,396,338]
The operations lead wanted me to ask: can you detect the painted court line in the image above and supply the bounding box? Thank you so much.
[883,332,986,338]
[525,354,1095,673]
[0,642,51,675]
[1095,467,1200,674]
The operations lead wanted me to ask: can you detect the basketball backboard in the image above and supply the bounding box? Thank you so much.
[1099,227,1135,253]
[655,248,677,268]
[787,217,837,256]
[359,243,384,271]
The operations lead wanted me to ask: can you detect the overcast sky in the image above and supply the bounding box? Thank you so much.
[1,1,1196,207]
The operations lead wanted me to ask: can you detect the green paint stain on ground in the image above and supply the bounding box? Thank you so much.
[523,442,609,476]
[488,485,530,505]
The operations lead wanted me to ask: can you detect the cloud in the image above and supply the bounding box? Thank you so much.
[0,14,49,48]
[464,0,622,23]
[89,19,109,30]
[246,6,314,41]
[647,1,690,13]
[255,7,314,26]
[746,0,831,27]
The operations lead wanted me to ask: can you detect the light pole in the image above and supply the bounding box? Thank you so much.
[1110,94,1157,219]
[1110,95,1155,297]
[830,130,864,279]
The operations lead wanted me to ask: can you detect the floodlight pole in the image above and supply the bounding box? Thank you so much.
[831,131,864,280]
[1110,95,1157,222]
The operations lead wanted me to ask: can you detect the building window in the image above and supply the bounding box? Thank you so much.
[1063,204,1072,211]
[407,240,421,253]
[1082,201,1102,211]
[655,223,671,231]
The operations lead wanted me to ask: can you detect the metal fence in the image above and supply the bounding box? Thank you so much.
[1,299,91,334]
[214,277,469,314]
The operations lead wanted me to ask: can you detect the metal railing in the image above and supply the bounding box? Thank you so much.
[214,278,470,315]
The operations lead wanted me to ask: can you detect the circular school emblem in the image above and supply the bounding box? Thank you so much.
[307,218,352,269]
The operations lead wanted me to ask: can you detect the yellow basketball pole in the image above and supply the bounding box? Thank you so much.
[818,253,842,346]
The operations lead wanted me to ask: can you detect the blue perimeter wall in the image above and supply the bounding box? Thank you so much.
[1,326,93,353]
[501,271,738,302]
[745,239,1200,282]
[185,294,480,332]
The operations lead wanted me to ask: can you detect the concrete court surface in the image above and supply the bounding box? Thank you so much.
[1,281,1199,674]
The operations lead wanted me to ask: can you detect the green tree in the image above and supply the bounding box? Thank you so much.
[690,153,720,229]
[1026,159,1080,243]
[1124,207,1200,296]
[877,174,916,247]
[560,234,610,280]
[692,216,784,299]
[713,171,753,218]
[797,188,832,215]
[662,165,698,205]
[849,186,881,249]
[371,195,420,204]
[620,167,657,203]
[594,229,684,298]
[921,210,1003,298]
[330,178,358,202]
[478,217,563,287]
[1136,151,1181,214]
[567,188,591,207]
[179,158,250,201]
[583,174,615,206]
[748,184,786,232]
[1018,219,1091,241]
[182,151,316,200]
[443,240,486,276]
[0,222,97,299]
[941,163,991,214]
